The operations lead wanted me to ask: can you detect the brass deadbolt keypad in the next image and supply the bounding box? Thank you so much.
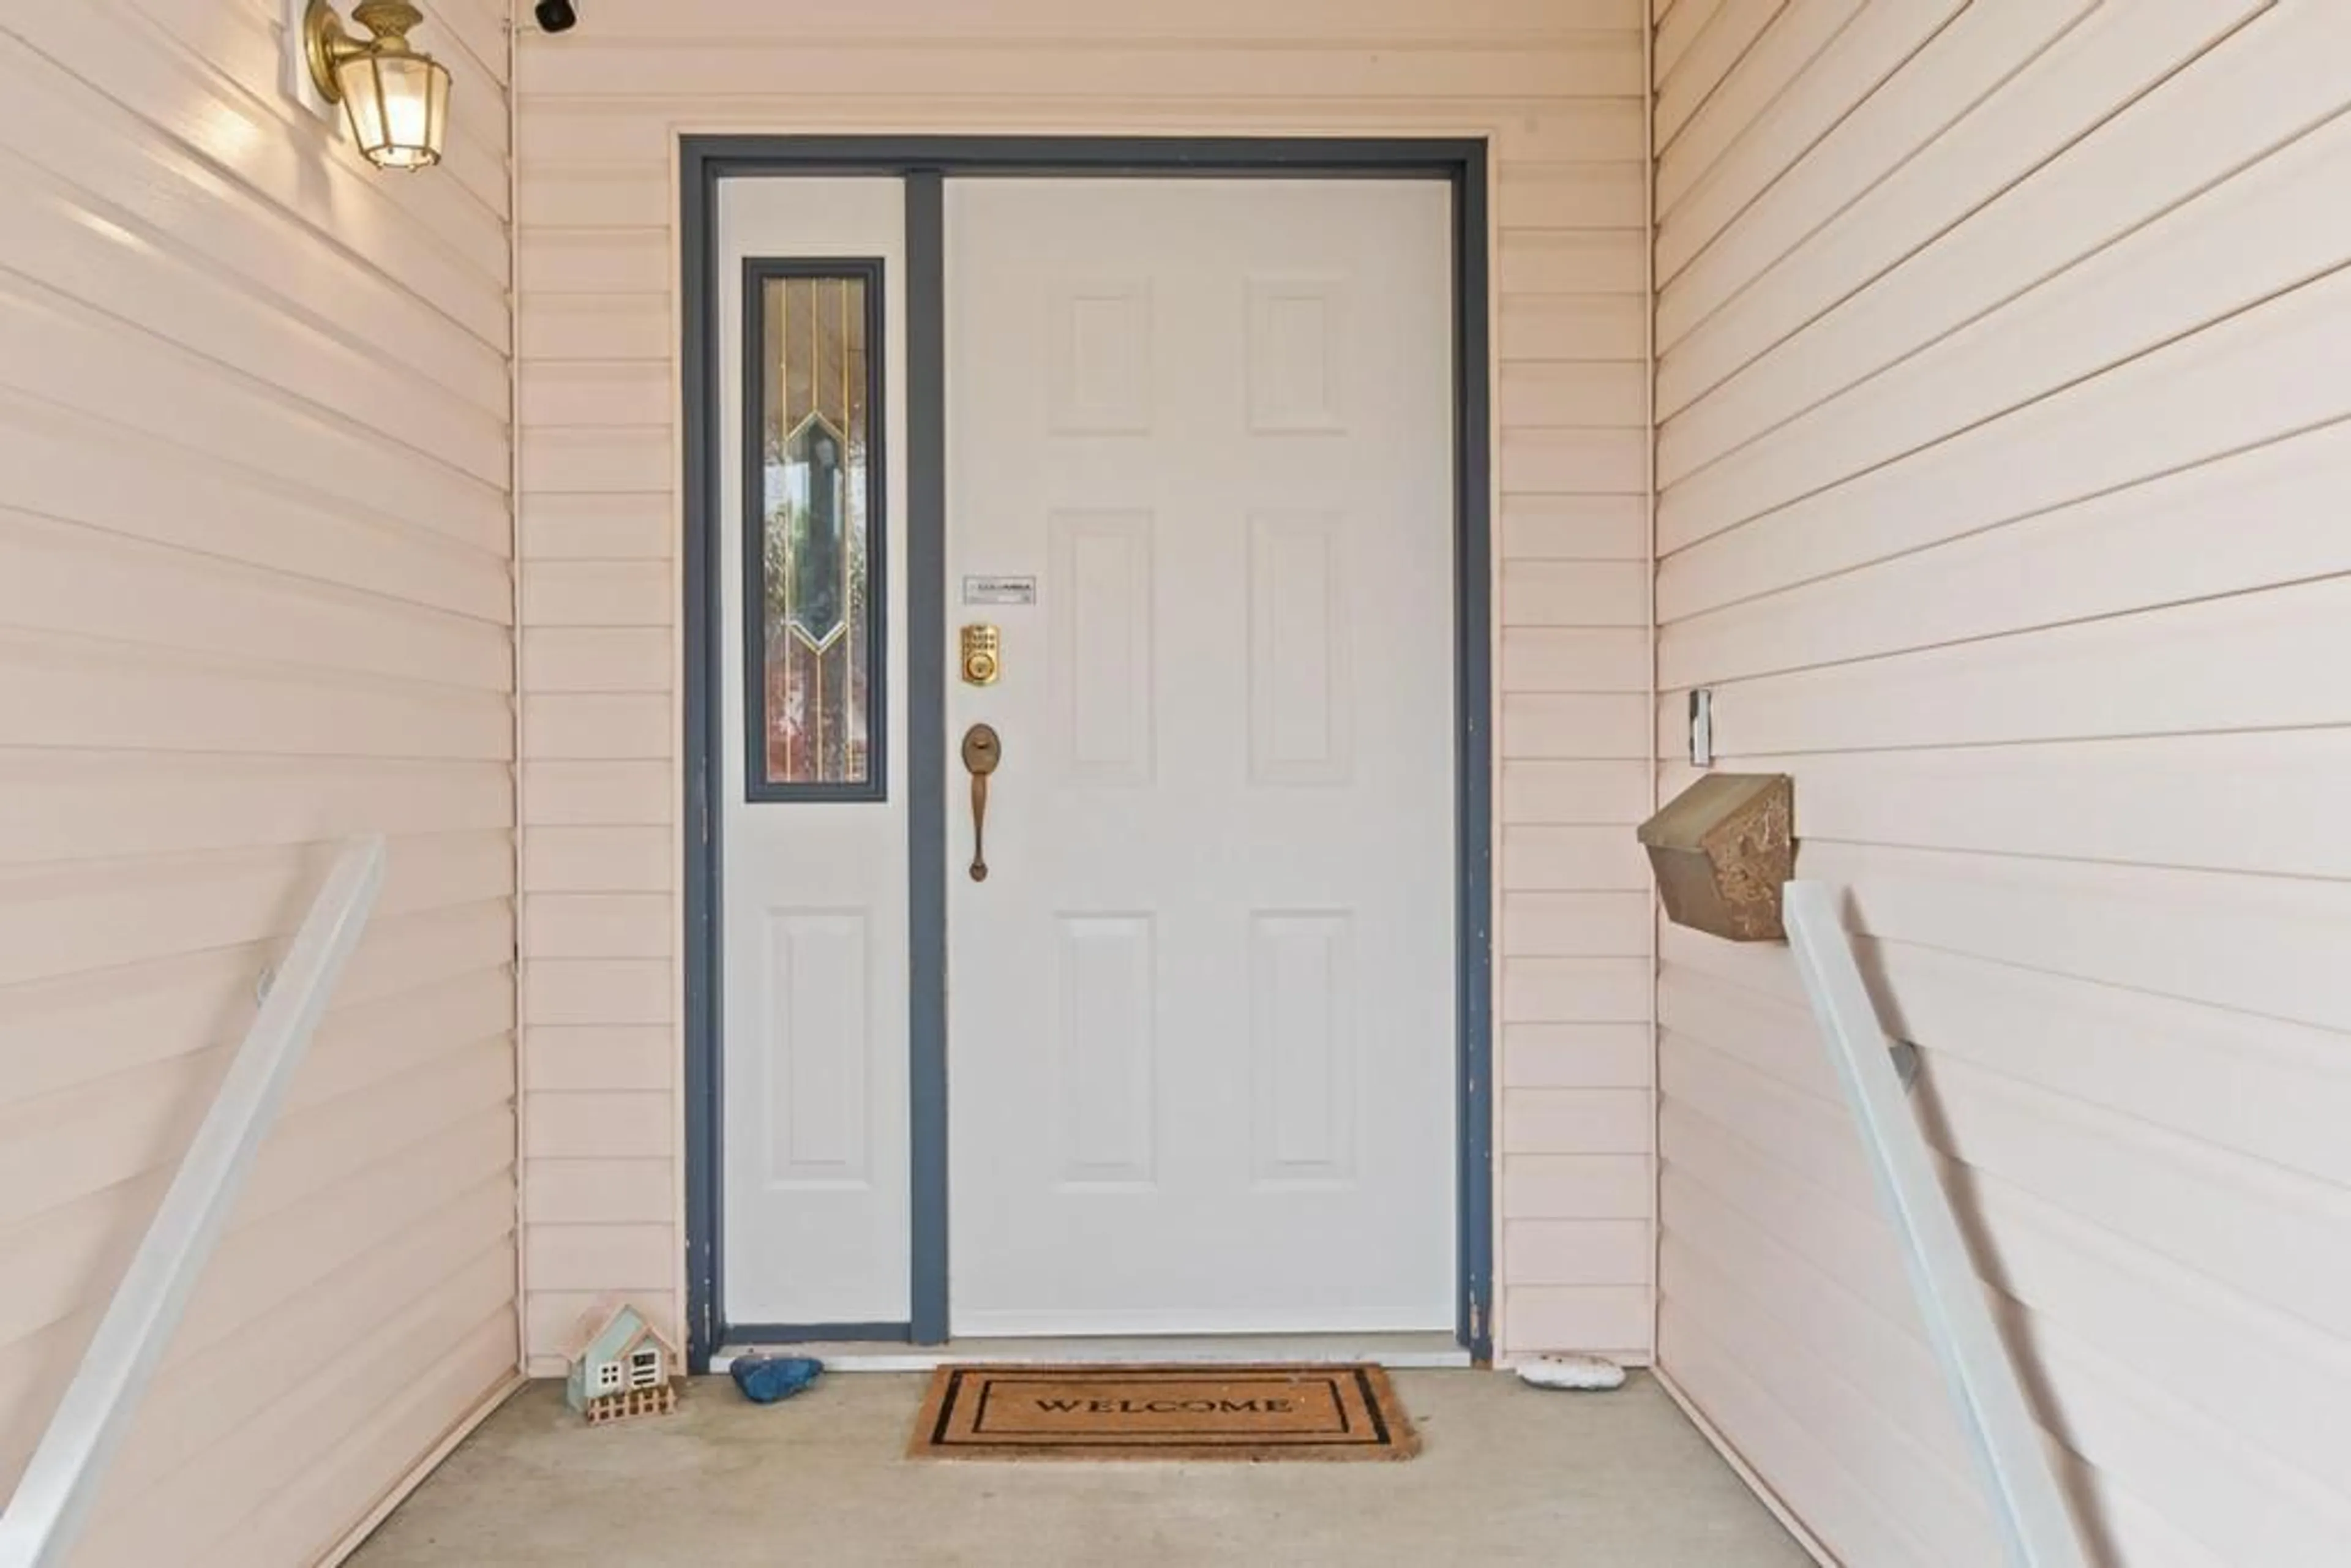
[961,624,1002,686]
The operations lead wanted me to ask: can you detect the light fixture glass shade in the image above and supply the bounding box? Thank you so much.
[335,48,451,170]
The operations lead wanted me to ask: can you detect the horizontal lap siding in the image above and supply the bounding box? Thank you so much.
[0,4,519,1565]
[514,0,1653,1368]
[1652,3,2351,1563]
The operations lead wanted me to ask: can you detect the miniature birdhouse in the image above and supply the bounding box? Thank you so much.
[564,1302,682,1425]
[1637,773,1795,942]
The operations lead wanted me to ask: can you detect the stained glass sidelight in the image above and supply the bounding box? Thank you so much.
[746,264,882,798]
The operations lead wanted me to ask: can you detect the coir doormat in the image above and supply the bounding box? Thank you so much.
[909,1364,1420,1461]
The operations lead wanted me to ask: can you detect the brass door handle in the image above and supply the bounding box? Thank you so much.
[961,724,1002,882]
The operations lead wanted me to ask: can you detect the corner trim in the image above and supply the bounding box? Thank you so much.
[1652,1369,1840,1567]
[318,1374,525,1566]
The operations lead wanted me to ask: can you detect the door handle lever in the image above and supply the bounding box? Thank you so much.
[961,724,1002,882]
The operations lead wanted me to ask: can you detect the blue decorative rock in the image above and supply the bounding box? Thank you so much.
[730,1354,823,1404]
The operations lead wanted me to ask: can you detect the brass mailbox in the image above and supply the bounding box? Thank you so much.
[1637,773,1795,942]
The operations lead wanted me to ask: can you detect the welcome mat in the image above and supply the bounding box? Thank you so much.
[909,1364,1420,1461]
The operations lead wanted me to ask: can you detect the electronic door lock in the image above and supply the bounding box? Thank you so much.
[960,624,1002,686]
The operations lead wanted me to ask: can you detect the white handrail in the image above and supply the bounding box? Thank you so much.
[0,838,387,1568]
[1782,881,2088,1568]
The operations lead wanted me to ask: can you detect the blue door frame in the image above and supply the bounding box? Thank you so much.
[679,137,1494,1370]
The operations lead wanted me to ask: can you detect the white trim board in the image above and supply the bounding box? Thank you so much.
[321,1375,527,1568]
[1653,1368,1838,1568]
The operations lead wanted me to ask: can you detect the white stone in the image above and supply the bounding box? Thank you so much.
[1517,1354,1629,1392]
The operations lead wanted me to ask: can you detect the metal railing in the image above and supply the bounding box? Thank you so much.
[0,838,387,1568]
[1782,880,2089,1568]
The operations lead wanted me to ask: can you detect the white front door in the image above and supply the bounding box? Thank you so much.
[943,179,1458,1335]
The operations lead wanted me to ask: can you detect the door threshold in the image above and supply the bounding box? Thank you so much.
[711,1331,1471,1374]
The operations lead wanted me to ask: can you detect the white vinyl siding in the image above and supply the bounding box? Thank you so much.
[0,3,519,1564]
[1651,2,2351,1563]
[514,0,1655,1367]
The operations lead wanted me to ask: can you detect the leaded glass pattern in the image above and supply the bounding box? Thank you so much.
[747,263,882,798]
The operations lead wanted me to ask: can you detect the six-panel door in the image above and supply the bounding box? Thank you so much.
[942,179,1457,1335]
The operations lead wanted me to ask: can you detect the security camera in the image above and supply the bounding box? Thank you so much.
[533,0,577,32]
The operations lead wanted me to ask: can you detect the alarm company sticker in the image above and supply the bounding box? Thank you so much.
[961,574,1037,607]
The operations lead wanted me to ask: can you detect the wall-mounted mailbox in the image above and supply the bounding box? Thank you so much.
[1637,773,1795,942]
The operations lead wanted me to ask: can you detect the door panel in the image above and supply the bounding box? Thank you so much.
[718,179,910,1327]
[943,179,1457,1335]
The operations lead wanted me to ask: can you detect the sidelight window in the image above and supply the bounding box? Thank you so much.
[744,259,885,800]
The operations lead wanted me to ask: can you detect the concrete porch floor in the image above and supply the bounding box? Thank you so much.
[350,1370,1809,1566]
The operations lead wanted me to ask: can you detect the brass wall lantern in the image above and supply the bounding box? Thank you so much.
[304,1,452,171]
